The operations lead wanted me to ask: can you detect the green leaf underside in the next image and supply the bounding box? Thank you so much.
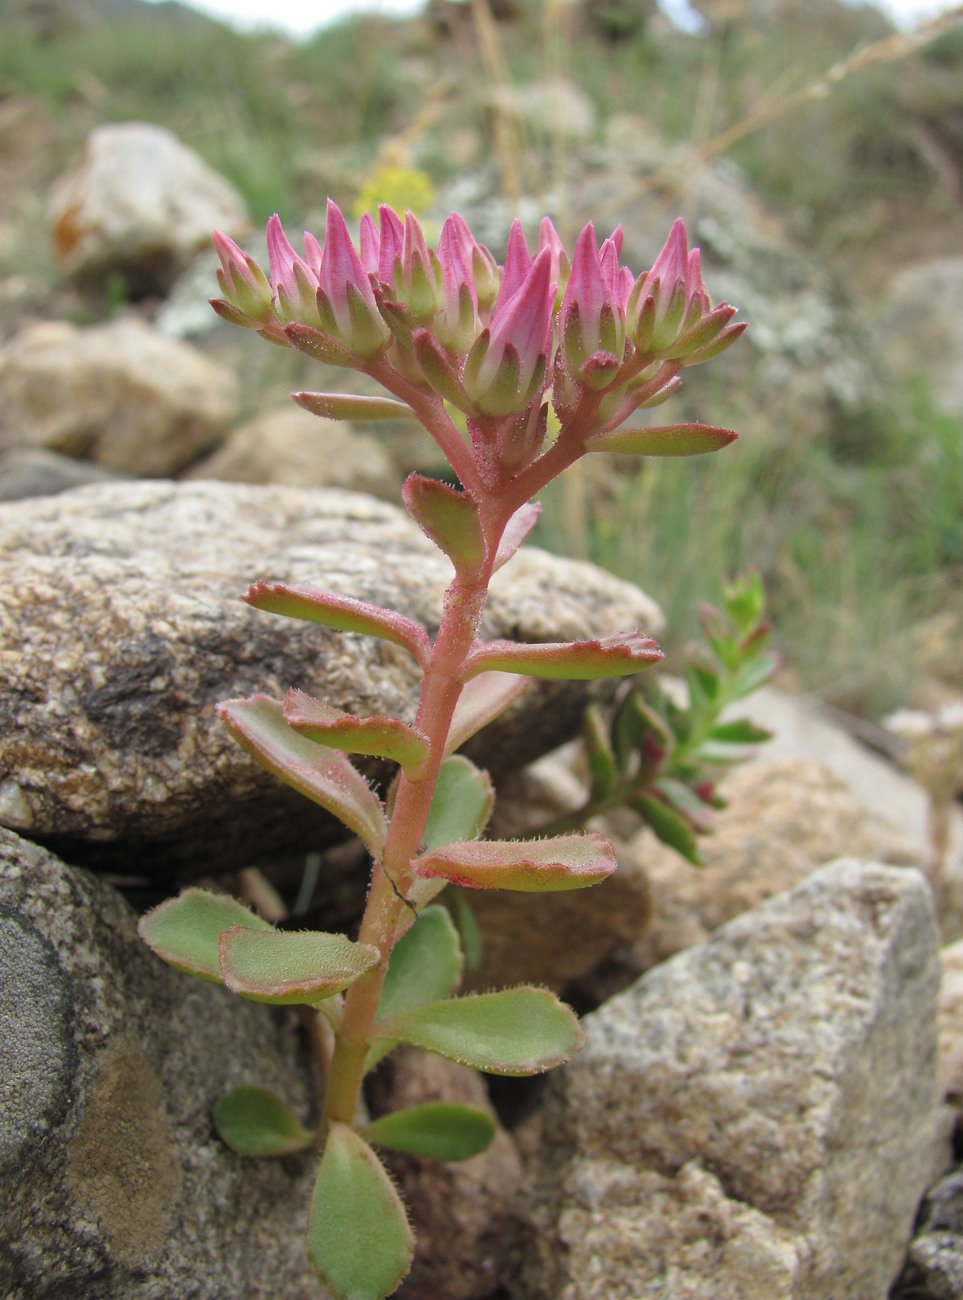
[283,688,430,774]
[636,792,701,864]
[219,926,380,1003]
[218,695,388,854]
[422,755,494,851]
[376,905,463,1024]
[137,888,272,981]
[307,1123,413,1300]
[213,1086,315,1155]
[292,390,414,421]
[402,474,486,572]
[361,1103,496,1161]
[445,672,530,755]
[465,632,662,680]
[374,987,584,1076]
[243,580,429,664]
[412,833,617,892]
[586,422,738,456]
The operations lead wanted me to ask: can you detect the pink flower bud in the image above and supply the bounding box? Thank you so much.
[463,247,554,418]
[392,211,442,322]
[266,214,323,329]
[433,212,481,355]
[317,199,390,359]
[211,228,274,325]
[626,218,732,362]
[558,223,626,389]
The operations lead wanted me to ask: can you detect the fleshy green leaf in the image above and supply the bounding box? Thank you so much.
[412,833,617,892]
[635,792,701,865]
[292,390,414,421]
[361,1103,495,1161]
[584,703,618,800]
[445,672,530,755]
[708,718,773,744]
[422,755,494,851]
[243,580,430,666]
[585,422,738,457]
[654,776,715,833]
[402,474,486,573]
[219,926,380,1004]
[137,888,272,982]
[307,1123,413,1300]
[218,695,388,854]
[283,688,430,777]
[493,502,541,571]
[447,889,484,972]
[376,905,463,1023]
[612,688,650,772]
[465,631,663,680]
[213,1086,315,1155]
[728,652,780,699]
[375,986,584,1076]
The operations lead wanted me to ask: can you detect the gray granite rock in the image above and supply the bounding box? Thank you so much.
[0,826,322,1298]
[0,480,662,878]
[0,447,124,502]
[512,860,946,1300]
[892,1169,963,1300]
[0,318,238,475]
[48,121,250,296]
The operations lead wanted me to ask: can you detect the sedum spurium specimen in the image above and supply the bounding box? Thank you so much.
[139,201,745,1299]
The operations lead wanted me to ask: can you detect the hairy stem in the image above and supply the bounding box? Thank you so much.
[321,543,498,1128]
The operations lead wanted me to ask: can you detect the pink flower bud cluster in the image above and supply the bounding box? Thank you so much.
[212,200,744,493]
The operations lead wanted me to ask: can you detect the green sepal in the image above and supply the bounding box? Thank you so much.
[213,1086,316,1155]
[635,792,701,865]
[292,390,415,421]
[361,1103,496,1162]
[219,926,380,1004]
[376,905,463,1024]
[585,422,738,457]
[422,755,495,851]
[402,474,486,573]
[412,832,617,892]
[243,580,430,666]
[307,1123,413,1300]
[465,631,662,680]
[374,986,584,1076]
[283,688,430,777]
[284,321,358,367]
[137,887,273,982]
[218,694,389,855]
[584,703,618,800]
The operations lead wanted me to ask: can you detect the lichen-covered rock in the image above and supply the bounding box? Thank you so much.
[0,319,238,475]
[48,121,250,296]
[0,827,322,1298]
[0,480,662,878]
[512,860,946,1300]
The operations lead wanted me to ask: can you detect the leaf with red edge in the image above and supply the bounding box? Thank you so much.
[465,631,662,680]
[412,832,617,892]
[138,887,272,982]
[283,688,430,776]
[445,672,530,755]
[218,694,388,854]
[243,581,430,666]
[586,422,738,457]
[218,925,380,1003]
[402,474,485,573]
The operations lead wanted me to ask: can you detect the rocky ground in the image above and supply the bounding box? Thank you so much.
[2,12,963,1295]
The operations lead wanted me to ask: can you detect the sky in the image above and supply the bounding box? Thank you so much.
[148,0,959,40]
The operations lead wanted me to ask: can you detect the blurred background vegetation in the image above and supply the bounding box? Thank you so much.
[0,0,961,719]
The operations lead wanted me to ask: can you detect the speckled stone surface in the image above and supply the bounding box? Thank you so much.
[0,480,662,878]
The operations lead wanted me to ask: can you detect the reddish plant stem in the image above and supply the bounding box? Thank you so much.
[322,540,498,1127]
